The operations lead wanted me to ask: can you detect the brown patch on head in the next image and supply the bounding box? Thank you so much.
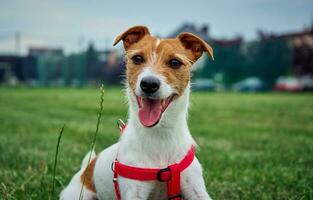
[152,39,193,96]
[113,26,214,97]
[177,32,214,61]
[80,157,97,193]
[125,35,159,94]
[113,26,150,50]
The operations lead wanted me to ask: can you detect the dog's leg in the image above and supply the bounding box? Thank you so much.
[181,158,213,200]
[60,151,97,200]
[118,177,154,200]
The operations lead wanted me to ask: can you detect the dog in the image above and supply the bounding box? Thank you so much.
[60,25,214,200]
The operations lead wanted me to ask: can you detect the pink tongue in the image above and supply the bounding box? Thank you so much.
[138,98,162,127]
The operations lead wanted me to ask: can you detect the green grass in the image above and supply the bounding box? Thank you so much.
[0,87,312,199]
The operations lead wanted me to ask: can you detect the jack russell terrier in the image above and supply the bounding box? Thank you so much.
[60,25,214,200]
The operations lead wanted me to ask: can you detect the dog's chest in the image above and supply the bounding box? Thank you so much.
[148,181,167,200]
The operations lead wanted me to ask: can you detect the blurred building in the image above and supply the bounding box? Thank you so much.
[1,23,312,90]
[0,44,125,87]
[28,47,63,57]
[86,43,124,85]
[258,28,313,76]
[169,23,211,42]
[197,25,313,90]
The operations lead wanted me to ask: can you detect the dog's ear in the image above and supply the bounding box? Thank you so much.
[177,32,214,61]
[113,26,150,49]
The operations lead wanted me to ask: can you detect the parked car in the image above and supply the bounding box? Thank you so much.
[192,79,216,91]
[299,75,313,91]
[232,77,265,92]
[274,77,303,92]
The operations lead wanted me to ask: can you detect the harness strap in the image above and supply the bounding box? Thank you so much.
[113,171,121,200]
[113,146,195,200]
[167,164,181,199]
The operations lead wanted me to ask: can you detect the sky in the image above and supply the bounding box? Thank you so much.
[0,0,312,54]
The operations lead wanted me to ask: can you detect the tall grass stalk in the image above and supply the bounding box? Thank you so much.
[49,125,65,200]
[79,85,105,200]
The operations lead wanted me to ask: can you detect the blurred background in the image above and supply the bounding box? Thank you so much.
[1,0,312,91]
[1,1,313,199]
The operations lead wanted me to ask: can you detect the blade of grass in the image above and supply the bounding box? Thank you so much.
[79,85,105,200]
[49,125,65,200]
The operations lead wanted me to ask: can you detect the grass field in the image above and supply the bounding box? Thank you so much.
[0,87,313,200]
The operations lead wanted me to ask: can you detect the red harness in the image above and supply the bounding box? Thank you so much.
[113,120,195,200]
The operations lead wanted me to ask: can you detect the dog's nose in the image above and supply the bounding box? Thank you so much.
[140,76,160,94]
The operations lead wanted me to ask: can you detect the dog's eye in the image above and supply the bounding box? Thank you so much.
[131,55,145,65]
[168,59,182,69]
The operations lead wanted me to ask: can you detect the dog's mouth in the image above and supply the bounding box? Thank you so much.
[136,95,175,127]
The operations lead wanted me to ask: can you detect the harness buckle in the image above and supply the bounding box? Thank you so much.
[157,167,172,182]
[117,119,126,131]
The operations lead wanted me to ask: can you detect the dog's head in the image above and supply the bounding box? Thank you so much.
[114,26,213,128]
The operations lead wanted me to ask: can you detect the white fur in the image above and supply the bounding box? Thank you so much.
[135,67,174,99]
[60,55,212,200]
